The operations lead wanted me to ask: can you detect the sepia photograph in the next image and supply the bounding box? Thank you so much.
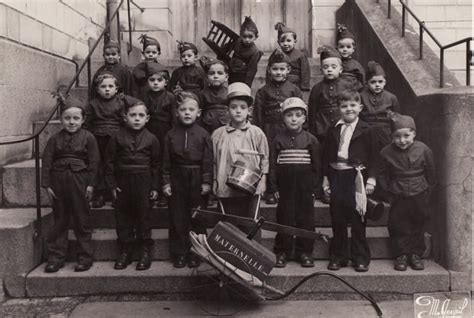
[0,0,472,316]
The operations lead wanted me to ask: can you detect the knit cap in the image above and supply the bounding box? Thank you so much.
[146,62,169,79]
[59,94,85,113]
[138,34,161,53]
[275,22,295,40]
[177,41,198,54]
[317,46,341,63]
[367,61,386,79]
[336,24,355,42]
[389,112,416,131]
[268,48,290,66]
[240,16,259,36]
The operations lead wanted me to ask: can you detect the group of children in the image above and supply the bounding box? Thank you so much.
[41,17,436,275]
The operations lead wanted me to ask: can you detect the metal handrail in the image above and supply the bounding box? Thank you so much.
[0,0,127,240]
[378,0,473,87]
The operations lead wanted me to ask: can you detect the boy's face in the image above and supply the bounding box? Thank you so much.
[279,34,296,53]
[176,99,201,125]
[147,73,167,92]
[393,128,416,150]
[269,62,290,82]
[103,48,120,65]
[124,104,150,130]
[207,63,228,87]
[180,49,197,66]
[144,45,160,61]
[337,38,355,58]
[321,58,343,80]
[241,30,257,46]
[228,99,250,125]
[339,99,363,123]
[367,75,386,94]
[61,107,85,134]
[283,108,305,132]
[97,78,118,99]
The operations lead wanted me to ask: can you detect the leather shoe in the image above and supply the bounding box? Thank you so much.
[45,262,64,273]
[354,264,369,272]
[409,254,424,270]
[300,254,314,268]
[74,261,93,272]
[394,255,408,271]
[327,260,347,271]
[188,254,201,268]
[136,251,152,271]
[275,253,287,268]
[173,256,187,268]
[114,252,132,270]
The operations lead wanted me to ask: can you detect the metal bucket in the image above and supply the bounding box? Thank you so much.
[226,160,262,195]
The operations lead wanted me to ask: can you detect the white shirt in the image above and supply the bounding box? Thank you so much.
[336,117,359,160]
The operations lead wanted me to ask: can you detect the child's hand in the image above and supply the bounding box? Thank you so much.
[112,187,122,200]
[201,183,211,195]
[150,190,158,201]
[46,187,57,203]
[212,180,218,195]
[85,186,94,201]
[163,184,172,197]
[256,175,267,194]
[365,183,375,195]
[322,176,331,195]
[273,192,280,201]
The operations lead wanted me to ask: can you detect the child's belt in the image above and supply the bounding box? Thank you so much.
[393,169,424,178]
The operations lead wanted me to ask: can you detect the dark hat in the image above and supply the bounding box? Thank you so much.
[123,95,145,108]
[365,197,385,221]
[268,48,290,65]
[367,61,386,79]
[274,22,295,40]
[336,24,355,42]
[240,16,258,36]
[389,112,416,131]
[146,62,169,78]
[177,41,198,54]
[138,34,161,53]
[103,41,121,52]
[317,46,341,63]
[59,94,85,113]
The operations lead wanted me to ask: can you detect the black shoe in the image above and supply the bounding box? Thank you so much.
[327,260,347,271]
[300,254,314,268]
[136,250,152,271]
[114,252,132,270]
[173,255,187,268]
[409,254,424,270]
[45,262,64,273]
[74,261,93,272]
[188,254,201,268]
[354,264,369,272]
[92,195,105,208]
[275,253,287,268]
[394,255,408,271]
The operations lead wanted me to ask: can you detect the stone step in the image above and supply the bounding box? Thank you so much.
[66,227,404,261]
[25,260,449,298]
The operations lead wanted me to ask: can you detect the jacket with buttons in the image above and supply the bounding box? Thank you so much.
[360,88,400,126]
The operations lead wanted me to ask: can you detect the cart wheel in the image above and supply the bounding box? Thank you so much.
[190,250,263,316]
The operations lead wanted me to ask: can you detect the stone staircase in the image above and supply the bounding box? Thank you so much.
[0,46,451,300]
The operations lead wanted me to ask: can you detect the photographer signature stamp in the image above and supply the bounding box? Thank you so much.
[414,292,471,318]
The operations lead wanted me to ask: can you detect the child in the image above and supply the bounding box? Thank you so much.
[322,90,379,272]
[336,24,365,91]
[133,34,163,100]
[162,92,212,268]
[85,73,124,208]
[91,41,133,98]
[42,95,99,273]
[212,82,269,224]
[360,61,400,147]
[168,41,206,96]
[268,97,321,268]
[199,59,229,133]
[267,23,310,92]
[380,113,436,271]
[228,16,264,87]
[105,96,160,271]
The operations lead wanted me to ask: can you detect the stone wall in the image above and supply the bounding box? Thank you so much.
[0,0,106,165]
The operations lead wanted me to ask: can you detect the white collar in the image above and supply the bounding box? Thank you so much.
[336,117,359,129]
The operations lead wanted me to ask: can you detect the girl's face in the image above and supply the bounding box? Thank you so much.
[228,99,250,126]
[96,78,118,99]
[321,58,343,80]
[283,108,305,132]
[207,63,228,87]
[147,73,167,92]
[337,38,355,58]
[144,45,160,61]
[367,75,387,94]
[279,33,297,53]
[61,107,85,133]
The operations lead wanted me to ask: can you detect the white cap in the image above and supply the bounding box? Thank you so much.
[281,97,307,113]
[227,82,253,105]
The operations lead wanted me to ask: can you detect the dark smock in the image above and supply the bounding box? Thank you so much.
[199,85,229,133]
[42,129,99,264]
[168,65,206,96]
[144,89,177,150]
[266,48,311,91]
[228,38,263,87]
[340,57,365,91]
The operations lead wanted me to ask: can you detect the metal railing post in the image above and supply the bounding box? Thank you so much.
[87,57,92,103]
[419,23,424,59]
[467,41,471,86]
[401,5,406,37]
[440,49,444,88]
[34,135,42,240]
[127,0,133,54]
[106,0,119,43]
[387,0,391,18]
